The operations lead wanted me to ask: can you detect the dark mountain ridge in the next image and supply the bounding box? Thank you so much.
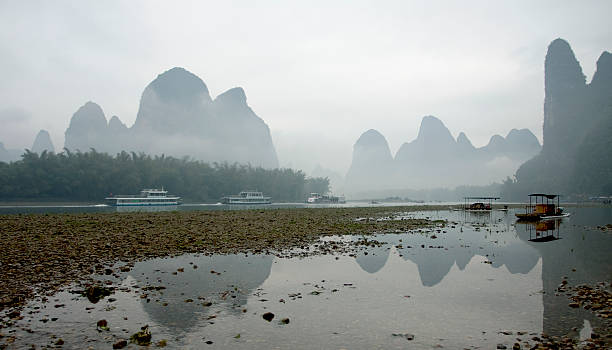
[504,39,612,198]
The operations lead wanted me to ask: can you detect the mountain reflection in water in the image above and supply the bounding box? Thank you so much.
[130,254,273,333]
[6,207,611,349]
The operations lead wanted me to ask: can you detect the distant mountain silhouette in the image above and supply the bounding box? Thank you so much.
[64,101,109,152]
[63,67,279,168]
[504,39,612,198]
[0,142,22,163]
[31,130,55,154]
[345,129,394,190]
[346,116,540,191]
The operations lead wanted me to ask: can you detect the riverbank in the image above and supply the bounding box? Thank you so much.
[0,205,440,311]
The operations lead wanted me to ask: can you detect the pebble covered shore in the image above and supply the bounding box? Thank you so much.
[0,206,435,312]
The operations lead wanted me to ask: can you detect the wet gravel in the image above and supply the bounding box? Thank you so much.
[0,206,436,312]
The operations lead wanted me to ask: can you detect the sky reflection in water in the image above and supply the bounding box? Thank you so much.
[6,207,611,349]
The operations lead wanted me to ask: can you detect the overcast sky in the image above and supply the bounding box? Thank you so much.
[1,1,610,174]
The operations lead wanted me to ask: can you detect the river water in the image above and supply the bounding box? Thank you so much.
[1,207,611,349]
[0,201,450,215]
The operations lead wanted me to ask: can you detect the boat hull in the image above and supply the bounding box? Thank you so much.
[222,200,271,205]
[515,212,571,221]
[541,213,571,220]
[110,202,180,207]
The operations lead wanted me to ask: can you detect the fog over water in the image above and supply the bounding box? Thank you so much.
[0,1,610,181]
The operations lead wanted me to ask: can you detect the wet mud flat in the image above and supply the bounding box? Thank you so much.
[1,207,611,349]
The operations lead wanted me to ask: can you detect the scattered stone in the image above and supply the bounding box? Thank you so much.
[262,312,275,322]
[113,339,127,349]
[0,207,435,313]
[392,333,414,340]
[82,285,113,303]
[130,325,152,346]
[96,319,109,331]
[280,318,290,324]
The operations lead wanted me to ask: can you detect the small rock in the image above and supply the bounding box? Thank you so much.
[55,338,64,345]
[496,344,507,349]
[280,318,290,324]
[96,319,109,331]
[262,312,275,322]
[83,285,113,303]
[113,339,127,349]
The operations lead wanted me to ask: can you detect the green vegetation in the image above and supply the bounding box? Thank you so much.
[0,150,329,202]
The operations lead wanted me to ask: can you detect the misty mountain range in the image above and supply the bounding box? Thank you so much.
[2,38,609,198]
[64,67,279,168]
[1,68,279,169]
[345,116,541,191]
[1,129,55,163]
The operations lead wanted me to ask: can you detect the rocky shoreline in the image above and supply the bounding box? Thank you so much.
[0,206,438,312]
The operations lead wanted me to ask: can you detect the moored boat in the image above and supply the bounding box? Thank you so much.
[105,188,181,206]
[221,191,272,205]
[307,193,346,204]
[515,194,570,221]
[455,196,501,212]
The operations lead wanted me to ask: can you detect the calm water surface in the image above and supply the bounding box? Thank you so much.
[2,207,611,349]
[0,201,447,215]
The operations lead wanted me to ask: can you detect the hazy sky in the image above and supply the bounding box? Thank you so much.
[1,1,610,174]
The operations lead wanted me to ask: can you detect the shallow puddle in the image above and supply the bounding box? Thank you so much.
[2,207,611,349]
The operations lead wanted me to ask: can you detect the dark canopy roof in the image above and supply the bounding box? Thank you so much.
[528,193,559,199]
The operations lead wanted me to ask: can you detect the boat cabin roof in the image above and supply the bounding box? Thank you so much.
[463,197,500,200]
[141,189,167,193]
[528,193,558,199]
[239,191,263,196]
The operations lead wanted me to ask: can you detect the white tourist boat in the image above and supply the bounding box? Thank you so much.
[221,191,272,204]
[105,188,181,206]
